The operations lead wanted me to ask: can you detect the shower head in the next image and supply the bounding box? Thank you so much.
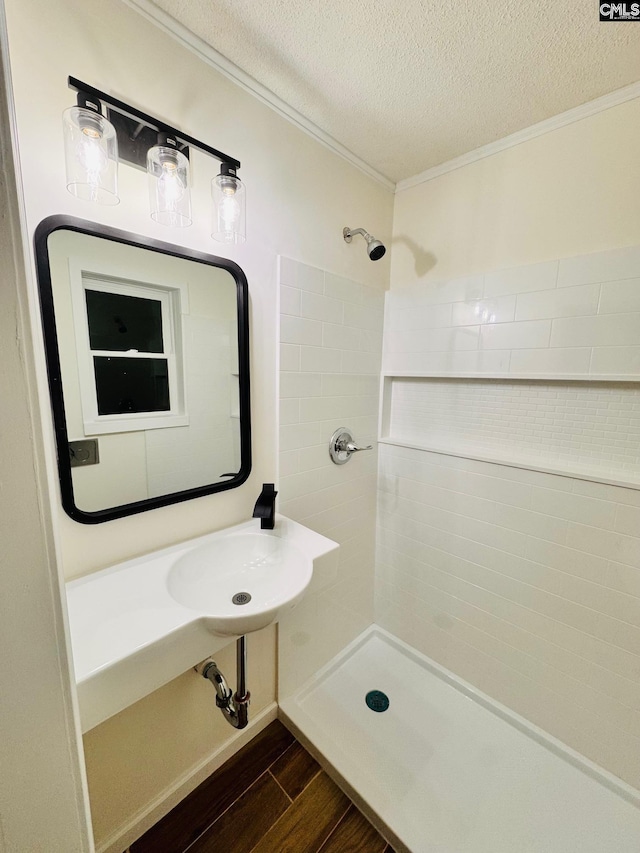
[343,226,386,261]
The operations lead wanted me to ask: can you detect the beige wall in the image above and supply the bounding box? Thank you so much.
[392,98,640,286]
[3,0,392,848]
[0,9,91,848]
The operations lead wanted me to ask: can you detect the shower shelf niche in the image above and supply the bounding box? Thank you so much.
[379,374,640,490]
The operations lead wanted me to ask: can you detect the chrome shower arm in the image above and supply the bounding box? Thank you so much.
[343,226,371,242]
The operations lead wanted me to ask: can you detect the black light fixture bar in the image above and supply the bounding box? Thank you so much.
[68,76,241,170]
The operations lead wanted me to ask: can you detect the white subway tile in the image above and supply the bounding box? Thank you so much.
[280,344,300,372]
[299,395,352,423]
[345,350,382,374]
[484,260,558,297]
[297,262,325,293]
[279,258,325,292]
[324,273,362,304]
[509,348,591,374]
[280,285,301,316]
[551,313,640,348]
[589,347,640,375]
[382,352,445,373]
[323,323,363,351]
[280,372,322,398]
[358,375,380,396]
[280,315,323,346]
[321,374,361,397]
[530,487,616,529]
[300,291,344,324]
[525,538,609,585]
[572,478,640,507]
[566,522,640,569]
[298,444,330,472]
[278,256,300,288]
[558,246,640,288]
[384,326,481,353]
[428,326,482,351]
[361,329,384,352]
[452,296,516,327]
[279,422,322,451]
[279,449,300,478]
[515,284,599,321]
[390,275,484,307]
[480,319,551,350]
[360,285,385,311]
[300,345,342,373]
[608,560,640,599]
[344,301,384,331]
[386,302,453,331]
[498,504,568,544]
[279,398,300,426]
[598,278,640,315]
[450,350,513,373]
[614,504,640,537]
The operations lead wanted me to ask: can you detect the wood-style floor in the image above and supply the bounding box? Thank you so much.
[131,719,394,853]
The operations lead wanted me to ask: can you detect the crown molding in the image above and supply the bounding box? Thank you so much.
[123,0,395,192]
[396,80,640,193]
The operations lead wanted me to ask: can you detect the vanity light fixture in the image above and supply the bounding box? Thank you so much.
[63,77,245,242]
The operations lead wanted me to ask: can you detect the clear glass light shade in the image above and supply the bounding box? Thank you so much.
[63,106,119,205]
[212,174,246,243]
[147,145,192,228]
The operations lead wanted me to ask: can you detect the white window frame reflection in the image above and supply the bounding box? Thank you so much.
[69,258,189,435]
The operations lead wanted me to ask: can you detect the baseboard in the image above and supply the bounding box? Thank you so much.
[96,702,278,853]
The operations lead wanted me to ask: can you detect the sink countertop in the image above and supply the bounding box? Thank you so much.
[66,515,339,731]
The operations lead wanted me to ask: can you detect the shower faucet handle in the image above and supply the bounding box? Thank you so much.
[344,439,373,453]
[329,427,373,465]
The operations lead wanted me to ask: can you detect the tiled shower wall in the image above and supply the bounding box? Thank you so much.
[388,377,640,481]
[384,244,640,377]
[277,257,384,697]
[378,245,640,790]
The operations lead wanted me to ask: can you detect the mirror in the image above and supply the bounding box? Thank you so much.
[35,215,251,524]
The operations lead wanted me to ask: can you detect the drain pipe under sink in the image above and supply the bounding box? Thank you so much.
[195,635,250,729]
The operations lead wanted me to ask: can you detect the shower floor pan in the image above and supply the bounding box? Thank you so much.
[280,626,640,853]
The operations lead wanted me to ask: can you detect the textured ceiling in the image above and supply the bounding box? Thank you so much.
[147,0,640,183]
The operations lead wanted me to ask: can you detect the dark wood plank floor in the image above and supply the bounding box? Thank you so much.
[131,720,394,853]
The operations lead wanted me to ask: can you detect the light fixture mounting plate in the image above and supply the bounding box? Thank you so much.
[107,110,189,171]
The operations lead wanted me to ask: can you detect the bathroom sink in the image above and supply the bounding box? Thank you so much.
[166,530,313,635]
[67,515,338,731]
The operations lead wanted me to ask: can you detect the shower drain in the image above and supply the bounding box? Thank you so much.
[232,592,252,605]
[365,690,390,713]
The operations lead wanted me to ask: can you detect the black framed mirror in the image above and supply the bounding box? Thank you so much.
[35,215,251,524]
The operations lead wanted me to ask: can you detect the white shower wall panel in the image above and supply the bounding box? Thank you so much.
[378,243,640,791]
[383,244,640,378]
[277,257,384,697]
[376,442,640,790]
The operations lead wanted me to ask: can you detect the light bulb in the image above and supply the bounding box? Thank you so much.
[212,166,246,243]
[147,140,192,227]
[219,193,241,230]
[63,103,119,205]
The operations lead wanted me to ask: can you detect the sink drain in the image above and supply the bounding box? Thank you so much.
[365,690,390,713]
[232,592,252,605]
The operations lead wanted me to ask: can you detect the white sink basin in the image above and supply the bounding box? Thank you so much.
[66,515,339,732]
[167,531,312,635]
